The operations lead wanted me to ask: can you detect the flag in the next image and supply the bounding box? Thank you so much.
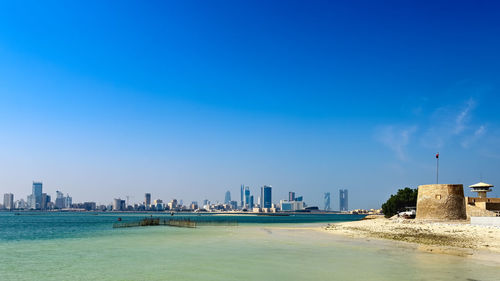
[436,153,439,159]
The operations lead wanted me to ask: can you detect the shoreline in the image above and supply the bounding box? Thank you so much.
[319,216,500,262]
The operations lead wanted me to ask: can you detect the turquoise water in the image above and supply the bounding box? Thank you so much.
[0,212,498,281]
[0,212,364,241]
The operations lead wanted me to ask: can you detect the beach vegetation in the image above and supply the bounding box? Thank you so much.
[381,187,418,218]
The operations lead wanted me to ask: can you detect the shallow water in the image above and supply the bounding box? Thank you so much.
[0,213,498,281]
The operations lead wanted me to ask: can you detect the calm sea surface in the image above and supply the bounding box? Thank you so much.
[0,212,498,281]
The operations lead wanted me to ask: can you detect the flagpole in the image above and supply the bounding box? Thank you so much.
[436,152,439,184]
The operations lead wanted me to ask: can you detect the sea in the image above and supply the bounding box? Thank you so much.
[0,212,498,281]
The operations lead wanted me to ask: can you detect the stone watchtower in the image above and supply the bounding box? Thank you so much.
[469,182,493,198]
[416,184,467,220]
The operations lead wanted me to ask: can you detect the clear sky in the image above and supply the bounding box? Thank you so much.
[0,0,499,209]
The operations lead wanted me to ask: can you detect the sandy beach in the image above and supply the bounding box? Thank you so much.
[323,216,500,260]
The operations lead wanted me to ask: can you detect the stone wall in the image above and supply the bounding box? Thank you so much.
[466,203,497,218]
[416,184,467,220]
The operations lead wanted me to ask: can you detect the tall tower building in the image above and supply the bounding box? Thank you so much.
[324,192,331,211]
[224,190,231,204]
[240,185,244,208]
[261,185,272,209]
[339,189,348,211]
[41,193,50,210]
[65,194,72,208]
[244,187,250,208]
[113,198,123,211]
[55,191,65,209]
[3,193,14,210]
[145,193,151,206]
[288,192,295,202]
[32,182,43,209]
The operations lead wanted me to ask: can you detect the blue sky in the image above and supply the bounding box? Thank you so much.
[0,0,499,209]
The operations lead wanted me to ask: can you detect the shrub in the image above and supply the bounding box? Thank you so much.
[381,187,418,218]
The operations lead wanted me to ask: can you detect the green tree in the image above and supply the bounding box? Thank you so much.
[381,187,418,218]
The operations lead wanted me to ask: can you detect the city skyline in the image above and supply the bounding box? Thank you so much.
[2,180,353,212]
[0,1,500,209]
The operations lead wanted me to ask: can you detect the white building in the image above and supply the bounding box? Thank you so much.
[280,200,304,211]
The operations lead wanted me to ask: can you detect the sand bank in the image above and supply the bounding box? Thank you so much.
[323,216,500,259]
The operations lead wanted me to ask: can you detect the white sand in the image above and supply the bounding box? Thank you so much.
[323,216,500,259]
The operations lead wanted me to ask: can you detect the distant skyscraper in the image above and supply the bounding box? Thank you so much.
[3,193,14,210]
[244,187,250,208]
[55,191,65,209]
[288,192,295,202]
[32,182,43,209]
[190,201,198,210]
[249,195,254,208]
[41,193,50,210]
[65,194,72,208]
[224,190,231,204]
[145,193,151,206]
[229,201,238,210]
[203,199,210,207]
[339,189,348,211]
[240,185,244,208]
[113,198,124,211]
[261,185,272,209]
[324,192,331,211]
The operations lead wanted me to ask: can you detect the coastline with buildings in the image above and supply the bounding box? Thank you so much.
[2,181,500,280]
[3,212,498,281]
[2,181,359,215]
[2,176,500,273]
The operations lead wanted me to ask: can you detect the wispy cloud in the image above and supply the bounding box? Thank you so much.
[454,98,476,135]
[376,97,490,161]
[461,125,486,148]
[375,125,417,161]
[421,98,478,149]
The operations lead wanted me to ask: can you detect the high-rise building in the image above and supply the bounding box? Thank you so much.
[190,201,198,210]
[16,198,27,209]
[145,193,151,206]
[32,182,43,209]
[41,193,50,210]
[261,185,272,209]
[339,189,348,211]
[3,193,14,210]
[240,185,244,208]
[27,194,34,209]
[82,202,96,211]
[55,191,65,209]
[154,199,163,211]
[113,198,125,211]
[244,187,250,208]
[324,192,331,211]
[249,195,254,208]
[65,194,72,208]
[168,199,178,210]
[229,201,238,210]
[288,192,295,202]
[224,190,231,204]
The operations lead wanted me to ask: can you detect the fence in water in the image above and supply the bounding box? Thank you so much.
[112,217,238,228]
